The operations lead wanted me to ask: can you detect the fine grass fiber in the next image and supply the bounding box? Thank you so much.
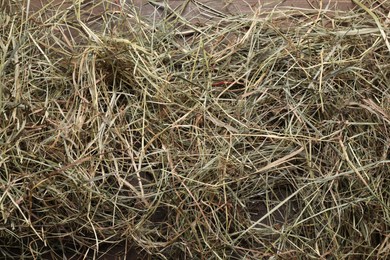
[1,0,389,259]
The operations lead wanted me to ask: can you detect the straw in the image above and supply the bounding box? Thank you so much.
[1,0,389,258]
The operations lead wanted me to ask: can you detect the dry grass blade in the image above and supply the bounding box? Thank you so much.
[1,0,389,259]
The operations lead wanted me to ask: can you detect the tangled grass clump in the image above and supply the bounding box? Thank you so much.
[1,0,389,259]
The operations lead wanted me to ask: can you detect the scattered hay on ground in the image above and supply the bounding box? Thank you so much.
[1,0,389,259]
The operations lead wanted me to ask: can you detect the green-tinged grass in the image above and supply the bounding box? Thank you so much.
[1,0,389,259]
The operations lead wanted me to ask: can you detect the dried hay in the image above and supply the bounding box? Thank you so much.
[0,0,389,259]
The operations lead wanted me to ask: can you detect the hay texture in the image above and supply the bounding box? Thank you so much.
[1,0,389,259]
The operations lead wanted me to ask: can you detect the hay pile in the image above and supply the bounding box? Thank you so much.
[1,0,389,259]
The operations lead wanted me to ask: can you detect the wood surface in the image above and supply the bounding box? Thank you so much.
[131,0,356,25]
[4,0,353,43]
[19,0,356,19]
